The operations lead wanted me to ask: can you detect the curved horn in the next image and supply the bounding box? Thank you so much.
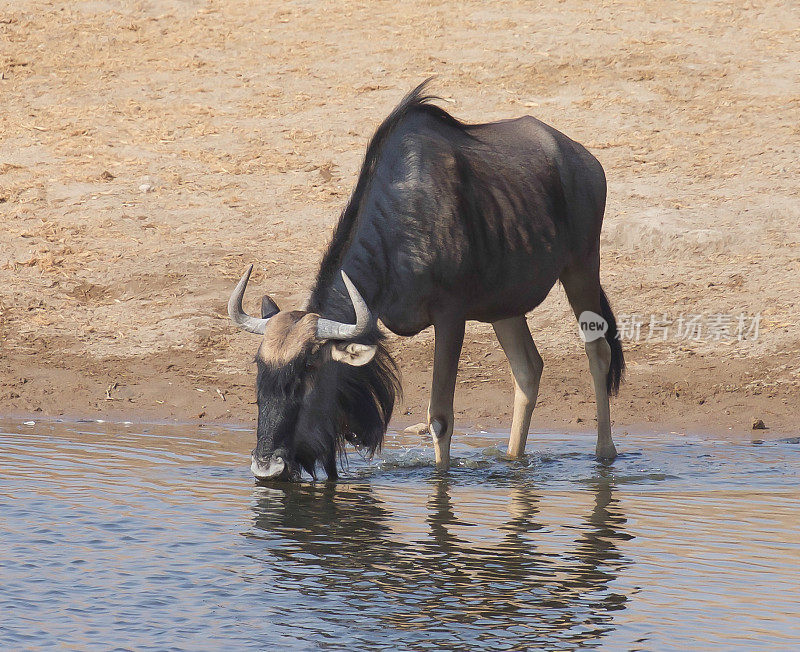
[228,265,271,335]
[316,271,372,340]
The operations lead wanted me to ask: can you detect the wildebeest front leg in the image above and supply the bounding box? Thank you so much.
[492,316,544,457]
[427,319,465,469]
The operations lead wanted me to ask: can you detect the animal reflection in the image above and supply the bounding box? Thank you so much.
[247,473,630,647]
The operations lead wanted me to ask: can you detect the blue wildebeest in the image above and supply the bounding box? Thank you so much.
[228,81,624,481]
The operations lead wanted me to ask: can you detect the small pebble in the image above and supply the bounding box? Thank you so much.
[403,423,429,436]
[139,183,153,193]
[23,421,35,426]
[752,418,767,430]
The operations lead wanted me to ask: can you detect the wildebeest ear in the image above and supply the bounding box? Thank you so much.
[260,295,280,319]
[330,342,377,367]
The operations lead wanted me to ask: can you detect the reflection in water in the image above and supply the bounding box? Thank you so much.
[3,421,800,650]
[248,473,632,648]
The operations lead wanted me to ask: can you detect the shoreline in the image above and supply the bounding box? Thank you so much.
[1,409,791,448]
[2,341,795,443]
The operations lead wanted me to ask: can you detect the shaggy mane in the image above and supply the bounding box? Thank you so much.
[334,339,401,459]
[309,78,468,306]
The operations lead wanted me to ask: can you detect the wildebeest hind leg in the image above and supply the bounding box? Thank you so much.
[427,318,465,469]
[492,316,544,457]
[560,264,618,460]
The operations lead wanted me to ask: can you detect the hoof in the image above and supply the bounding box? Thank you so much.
[595,444,618,461]
[403,422,430,436]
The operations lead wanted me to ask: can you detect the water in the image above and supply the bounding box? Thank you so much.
[1,419,799,650]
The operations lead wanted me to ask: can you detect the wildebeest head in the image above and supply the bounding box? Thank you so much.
[228,265,396,482]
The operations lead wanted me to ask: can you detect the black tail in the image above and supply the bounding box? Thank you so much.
[599,286,625,395]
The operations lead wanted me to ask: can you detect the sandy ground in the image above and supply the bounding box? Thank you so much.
[1,0,798,441]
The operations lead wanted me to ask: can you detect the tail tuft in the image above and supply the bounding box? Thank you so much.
[599,287,625,395]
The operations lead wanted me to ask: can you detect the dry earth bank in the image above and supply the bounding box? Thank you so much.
[1,0,798,440]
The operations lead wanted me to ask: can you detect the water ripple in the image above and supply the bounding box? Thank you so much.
[1,420,799,650]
